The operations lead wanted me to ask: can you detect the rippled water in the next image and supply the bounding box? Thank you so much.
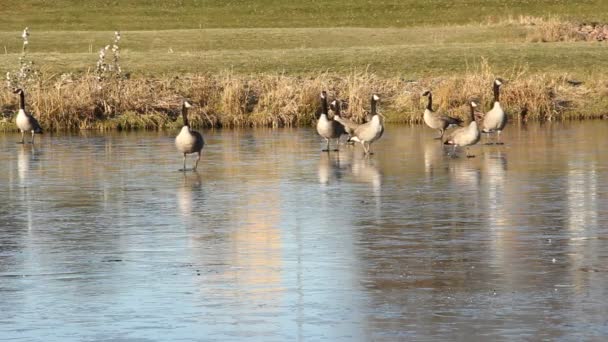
[1,121,607,341]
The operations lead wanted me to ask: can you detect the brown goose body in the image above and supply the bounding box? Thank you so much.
[316,91,346,151]
[175,100,204,171]
[14,89,43,144]
[421,90,462,139]
[444,101,481,158]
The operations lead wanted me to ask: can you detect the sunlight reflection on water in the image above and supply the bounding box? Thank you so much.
[1,121,607,341]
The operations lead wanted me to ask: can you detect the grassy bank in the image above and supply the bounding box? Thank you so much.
[1,62,606,131]
[1,21,607,76]
[1,1,607,130]
[2,0,607,30]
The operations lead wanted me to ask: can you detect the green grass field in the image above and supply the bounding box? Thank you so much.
[1,0,607,129]
[1,0,607,77]
[2,0,607,30]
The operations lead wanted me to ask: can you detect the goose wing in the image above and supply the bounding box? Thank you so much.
[29,115,43,133]
[334,116,359,135]
[332,119,346,136]
[438,113,463,126]
[443,126,466,145]
[191,130,205,152]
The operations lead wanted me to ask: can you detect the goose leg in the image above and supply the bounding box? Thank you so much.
[322,138,329,152]
[333,138,340,152]
[484,132,493,145]
[449,145,458,158]
[17,131,25,144]
[496,131,503,145]
[30,131,35,144]
[193,152,201,171]
[362,142,374,155]
[182,153,187,171]
[361,141,368,155]
[466,147,475,158]
[435,129,443,140]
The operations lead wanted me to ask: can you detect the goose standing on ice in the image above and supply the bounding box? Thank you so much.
[421,90,462,139]
[443,100,481,158]
[351,94,384,155]
[175,100,204,171]
[331,99,359,144]
[14,88,43,144]
[316,91,346,152]
[481,78,507,145]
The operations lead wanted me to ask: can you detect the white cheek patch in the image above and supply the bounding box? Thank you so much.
[373,95,380,101]
[495,80,503,86]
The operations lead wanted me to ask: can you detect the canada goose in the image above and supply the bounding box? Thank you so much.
[350,94,384,155]
[13,88,42,144]
[421,90,462,139]
[316,91,346,152]
[175,100,204,171]
[331,99,359,143]
[443,101,480,158]
[481,78,507,144]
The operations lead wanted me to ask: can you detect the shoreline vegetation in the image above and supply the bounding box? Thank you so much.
[1,62,606,131]
[1,14,608,130]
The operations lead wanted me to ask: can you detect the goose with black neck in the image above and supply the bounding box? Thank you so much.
[481,78,507,145]
[422,90,463,139]
[175,100,205,171]
[14,88,43,144]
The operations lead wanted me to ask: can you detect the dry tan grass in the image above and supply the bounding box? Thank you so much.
[0,63,604,131]
[492,15,600,43]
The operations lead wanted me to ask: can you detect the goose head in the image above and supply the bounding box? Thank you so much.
[494,78,505,87]
[469,100,479,121]
[13,88,24,95]
[370,94,383,119]
[330,99,342,117]
[422,90,433,111]
[181,99,194,128]
[318,91,329,118]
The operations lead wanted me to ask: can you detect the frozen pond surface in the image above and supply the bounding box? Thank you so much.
[1,122,607,341]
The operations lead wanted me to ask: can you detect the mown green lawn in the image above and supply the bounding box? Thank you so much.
[0,1,606,78]
[1,0,607,30]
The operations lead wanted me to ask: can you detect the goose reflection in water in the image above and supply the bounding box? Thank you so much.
[177,171,203,218]
[317,150,350,185]
[351,154,382,195]
[448,158,481,189]
[17,144,37,184]
[17,144,39,231]
[423,138,446,178]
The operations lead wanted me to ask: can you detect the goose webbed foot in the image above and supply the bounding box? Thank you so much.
[16,141,25,144]
[321,149,329,152]
[466,154,476,158]
[495,142,505,145]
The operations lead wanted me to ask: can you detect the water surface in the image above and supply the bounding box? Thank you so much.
[1,122,607,341]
